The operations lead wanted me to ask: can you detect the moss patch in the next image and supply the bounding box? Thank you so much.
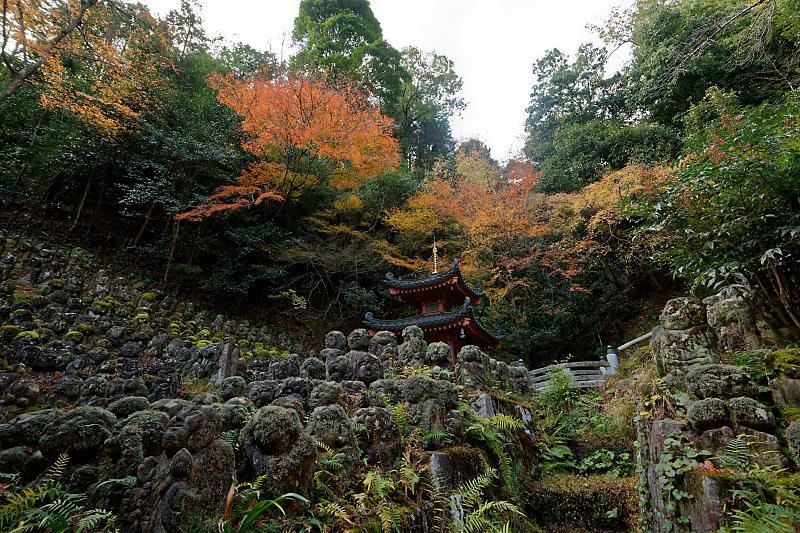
[523,474,637,532]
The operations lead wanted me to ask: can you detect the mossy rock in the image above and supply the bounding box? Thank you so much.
[65,331,83,342]
[140,292,157,301]
[771,348,800,378]
[525,474,637,531]
[13,330,40,342]
[196,340,212,348]
[1,325,21,341]
[75,323,94,334]
[198,328,211,337]
[133,313,149,325]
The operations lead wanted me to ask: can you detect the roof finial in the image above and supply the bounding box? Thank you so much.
[432,236,439,274]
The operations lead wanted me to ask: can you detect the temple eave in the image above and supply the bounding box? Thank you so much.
[363,312,502,346]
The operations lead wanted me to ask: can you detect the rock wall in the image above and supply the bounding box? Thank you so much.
[0,242,545,531]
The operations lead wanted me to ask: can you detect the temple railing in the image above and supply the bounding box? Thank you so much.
[529,360,611,392]
[529,330,653,392]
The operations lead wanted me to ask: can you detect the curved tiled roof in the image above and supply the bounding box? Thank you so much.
[363,297,504,343]
[384,259,485,300]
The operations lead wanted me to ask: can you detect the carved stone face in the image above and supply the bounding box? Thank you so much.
[426,342,451,365]
[347,329,371,351]
[162,405,221,455]
[324,331,347,351]
[354,353,383,386]
[326,355,353,382]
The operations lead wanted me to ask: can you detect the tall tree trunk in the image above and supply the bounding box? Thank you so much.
[600,255,623,290]
[133,201,156,246]
[68,176,92,233]
[163,220,180,285]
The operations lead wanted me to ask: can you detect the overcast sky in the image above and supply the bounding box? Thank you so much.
[142,0,631,161]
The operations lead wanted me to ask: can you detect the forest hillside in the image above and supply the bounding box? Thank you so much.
[1,1,800,532]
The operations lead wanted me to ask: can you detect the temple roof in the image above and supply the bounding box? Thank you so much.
[384,259,485,301]
[363,297,504,345]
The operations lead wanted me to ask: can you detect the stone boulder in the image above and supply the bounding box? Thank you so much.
[352,351,383,386]
[0,409,63,449]
[218,376,246,401]
[124,405,234,533]
[326,355,354,382]
[398,325,427,363]
[324,330,347,351]
[455,345,489,389]
[347,328,370,351]
[703,293,760,351]
[369,331,398,366]
[247,380,280,408]
[265,354,300,380]
[787,420,800,468]
[660,297,706,330]
[651,325,720,376]
[108,396,150,419]
[39,406,117,460]
[310,381,345,409]
[728,396,775,432]
[300,357,325,380]
[353,407,400,466]
[236,406,316,500]
[686,364,759,400]
[426,342,453,369]
[306,405,359,485]
[687,398,729,432]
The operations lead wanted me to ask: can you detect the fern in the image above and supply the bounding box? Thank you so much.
[76,509,116,532]
[96,475,136,489]
[719,435,750,470]
[40,452,70,485]
[446,468,522,533]
[486,414,524,433]
[422,428,455,445]
[727,501,800,533]
[0,485,56,527]
[316,501,351,524]
[221,429,239,448]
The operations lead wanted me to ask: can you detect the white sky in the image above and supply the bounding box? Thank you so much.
[142,0,632,161]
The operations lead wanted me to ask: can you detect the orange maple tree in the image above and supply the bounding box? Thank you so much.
[2,1,170,136]
[384,156,545,300]
[176,70,400,221]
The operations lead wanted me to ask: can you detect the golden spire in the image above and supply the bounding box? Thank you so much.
[432,237,439,274]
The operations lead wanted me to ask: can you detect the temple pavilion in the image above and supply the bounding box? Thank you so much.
[363,244,503,364]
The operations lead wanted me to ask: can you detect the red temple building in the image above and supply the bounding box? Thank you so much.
[363,252,503,364]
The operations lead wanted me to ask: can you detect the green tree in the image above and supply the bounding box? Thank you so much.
[615,0,800,126]
[395,47,464,171]
[627,88,800,331]
[524,44,679,192]
[291,0,407,112]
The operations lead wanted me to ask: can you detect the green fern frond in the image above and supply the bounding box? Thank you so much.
[0,485,56,527]
[76,509,116,532]
[40,452,70,485]
[717,435,749,470]
[221,429,239,448]
[486,414,524,433]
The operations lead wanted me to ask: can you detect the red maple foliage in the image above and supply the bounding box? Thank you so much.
[177,69,400,221]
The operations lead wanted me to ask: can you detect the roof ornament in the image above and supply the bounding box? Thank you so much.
[432,237,439,274]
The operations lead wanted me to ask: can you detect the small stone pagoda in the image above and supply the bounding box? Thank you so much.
[363,246,502,364]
